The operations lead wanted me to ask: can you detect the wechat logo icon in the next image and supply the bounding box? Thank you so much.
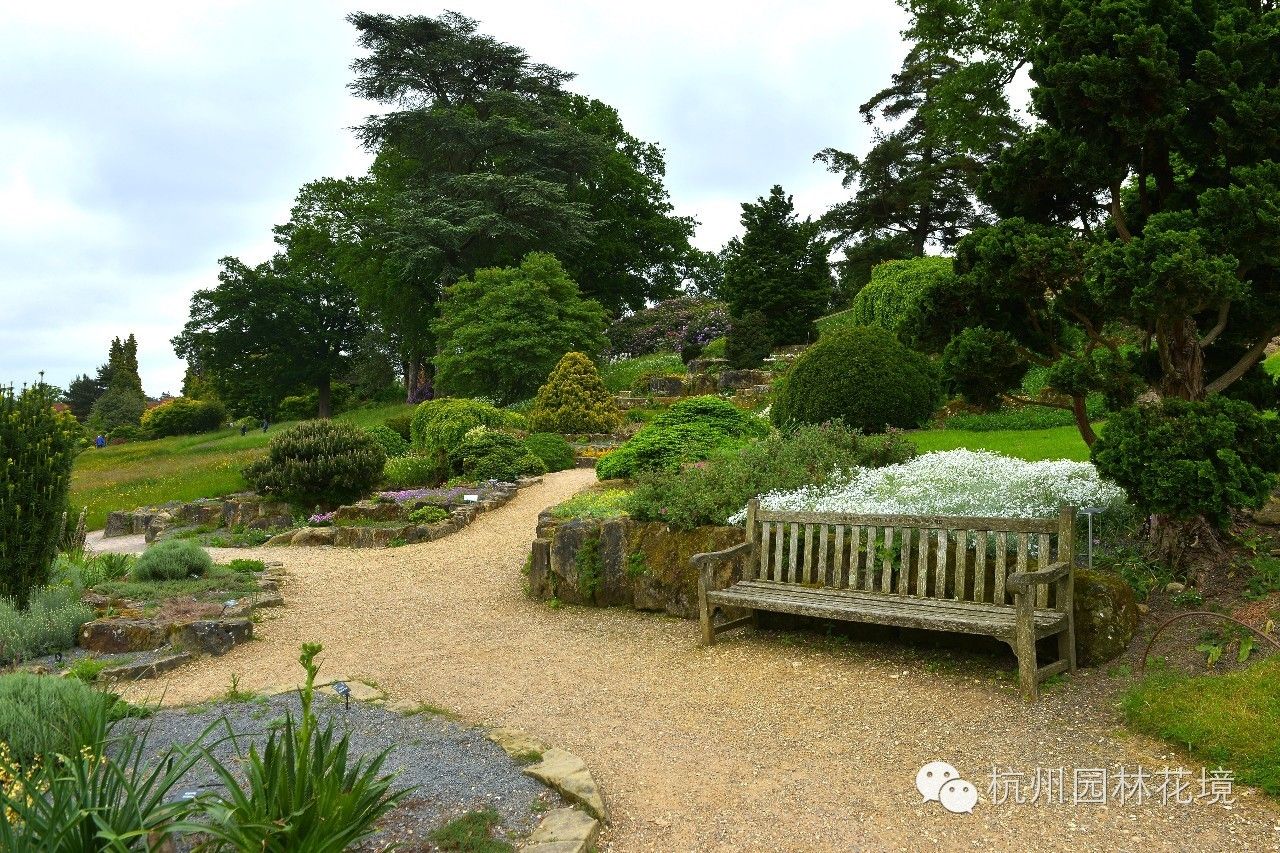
[916,761,978,814]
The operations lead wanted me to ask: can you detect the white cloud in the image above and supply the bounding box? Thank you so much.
[0,1,908,394]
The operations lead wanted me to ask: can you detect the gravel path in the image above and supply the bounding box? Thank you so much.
[130,692,545,850]
[127,469,1280,852]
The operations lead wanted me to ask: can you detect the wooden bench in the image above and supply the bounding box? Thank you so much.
[692,500,1077,699]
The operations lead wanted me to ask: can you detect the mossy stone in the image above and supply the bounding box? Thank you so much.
[1073,569,1139,666]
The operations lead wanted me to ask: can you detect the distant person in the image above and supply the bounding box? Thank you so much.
[94,434,106,449]
[262,418,269,433]
[240,423,248,437]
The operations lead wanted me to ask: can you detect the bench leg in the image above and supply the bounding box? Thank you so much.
[698,574,715,646]
[1057,627,1076,673]
[1014,593,1038,701]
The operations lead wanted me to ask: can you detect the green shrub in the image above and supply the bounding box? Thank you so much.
[771,325,941,433]
[1121,657,1280,795]
[140,397,226,437]
[0,382,80,607]
[364,424,410,458]
[0,585,94,665]
[408,505,450,524]
[383,453,445,489]
[107,424,151,443]
[523,433,577,472]
[600,352,685,393]
[726,310,773,369]
[596,396,770,480]
[941,326,1028,410]
[943,403,1106,431]
[627,422,918,529]
[244,420,386,507]
[448,428,547,482]
[1092,396,1280,529]
[277,395,317,422]
[549,489,632,520]
[384,413,413,441]
[410,398,518,461]
[605,297,729,358]
[226,558,266,574]
[195,643,408,850]
[843,255,954,341]
[527,352,621,434]
[88,385,146,433]
[133,539,214,582]
[0,673,112,766]
[701,336,728,359]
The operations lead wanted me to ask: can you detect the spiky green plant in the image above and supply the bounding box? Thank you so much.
[0,381,81,607]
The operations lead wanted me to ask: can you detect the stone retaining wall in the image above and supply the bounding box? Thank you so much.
[104,495,294,543]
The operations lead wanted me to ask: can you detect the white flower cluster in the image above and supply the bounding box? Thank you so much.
[731,449,1128,523]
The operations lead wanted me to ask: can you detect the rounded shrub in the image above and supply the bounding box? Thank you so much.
[771,325,941,432]
[140,397,226,437]
[382,453,444,489]
[243,420,386,506]
[383,412,413,441]
[133,539,214,582]
[1091,396,1280,529]
[364,424,410,458]
[523,432,577,472]
[596,396,770,480]
[846,256,954,340]
[410,398,519,460]
[527,352,621,434]
[941,326,1027,410]
[448,428,547,482]
[701,336,728,359]
[0,672,112,766]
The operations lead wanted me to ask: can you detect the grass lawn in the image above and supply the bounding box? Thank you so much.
[908,424,1095,462]
[71,403,412,530]
[600,352,684,392]
[1121,656,1280,795]
[1265,351,1280,378]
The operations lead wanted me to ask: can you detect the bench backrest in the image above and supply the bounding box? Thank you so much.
[744,500,1076,611]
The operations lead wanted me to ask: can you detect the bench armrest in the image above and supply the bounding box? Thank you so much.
[1007,561,1069,593]
[690,541,751,568]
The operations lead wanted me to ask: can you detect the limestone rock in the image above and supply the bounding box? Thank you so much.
[1253,494,1280,526]
[520,808,600,853]
[265,531,296,546]
[80,619,169,654]
[488,727,550,760]
[1073,569,1140,666]
[100,652,192,682]
[335,501,404,523]
[290,527,336,547]
[173,618,252,656]
[103,511,133,538]
[523,748,606,820]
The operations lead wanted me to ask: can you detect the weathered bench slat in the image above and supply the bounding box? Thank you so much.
[694,500,1077,700]
[754,509,1059,534]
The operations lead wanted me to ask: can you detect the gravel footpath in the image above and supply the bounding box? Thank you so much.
[128,691,545,849]
[126,469,1280,852]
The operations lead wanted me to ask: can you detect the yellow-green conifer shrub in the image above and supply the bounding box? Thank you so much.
[528,352,621,434]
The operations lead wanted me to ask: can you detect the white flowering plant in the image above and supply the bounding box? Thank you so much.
[731,449,1128,523]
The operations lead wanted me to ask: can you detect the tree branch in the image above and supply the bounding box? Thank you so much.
[1003,394,1073,411]
[1198,300,1231,348]
[1205,322,1280,395]
[1110,181,1132,242]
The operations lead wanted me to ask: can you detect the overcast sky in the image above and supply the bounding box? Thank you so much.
[0,1,908,396]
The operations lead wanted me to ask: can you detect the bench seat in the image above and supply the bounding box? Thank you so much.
[707,580,1068,641]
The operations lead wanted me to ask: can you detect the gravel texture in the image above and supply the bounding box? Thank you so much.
[125,469,1280,852]
[128,691,545,849]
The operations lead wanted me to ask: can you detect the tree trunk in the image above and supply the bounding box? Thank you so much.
[405,360,433,404]
[1158,317,1205,400]
[1149,514,1226,590]
[316,375,333,419]
[1071,394,1097,446]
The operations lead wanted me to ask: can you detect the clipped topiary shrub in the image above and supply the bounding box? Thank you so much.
[941,326,1028,410]
[383,453,444,489]
[771,325,941,432]
[523,432,577,472]
[448,428,547,482]
[410,398,519,462]
[384,412,413,442]
[527,352,621,434]
[596,396,770,480]
[1092,396,1280,531]
[244,420,386,506]
[364,424,410,458]
[0,672,112,766]
[133,539,214,582]
[0,382,80,607]
[726,310,773,369]
[140,397,226,437]
[844,256,954,341]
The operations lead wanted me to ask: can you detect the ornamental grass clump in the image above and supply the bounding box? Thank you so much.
[244,420,386,507]
[527,352,621,434]
[736,449,1126,522]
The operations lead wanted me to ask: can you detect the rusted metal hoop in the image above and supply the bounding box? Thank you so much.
[1139,610,1280,671]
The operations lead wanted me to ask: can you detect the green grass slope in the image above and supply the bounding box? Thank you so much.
[71,403,412,529]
